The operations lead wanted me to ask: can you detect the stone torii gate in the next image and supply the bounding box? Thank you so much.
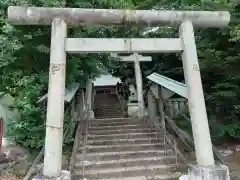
[8,6,230,180]
[111,53,152,117]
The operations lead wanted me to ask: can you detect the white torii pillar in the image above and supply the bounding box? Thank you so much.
[42,18,67,180]
[111,53,152,117]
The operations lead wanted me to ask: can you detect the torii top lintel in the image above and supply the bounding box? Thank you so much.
[8,6,230,28]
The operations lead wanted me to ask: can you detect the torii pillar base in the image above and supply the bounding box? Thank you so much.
[87,110,95,120]
[32,170,71,180]
[180,164,230,180]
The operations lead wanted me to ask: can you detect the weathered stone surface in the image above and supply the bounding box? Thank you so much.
[127,103,139,117]
[188,164,230,180]
[32,170,71,180]
[2,138,28,161]
[35,155,69,173]
[179,174,189,180]
[72,117,180,180]
[87,110,95,120]
[0,152,9,163]
[60,170,71,180]
[8,6,230,27]
[0,139,29,175]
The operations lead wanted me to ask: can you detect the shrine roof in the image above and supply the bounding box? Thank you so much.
[147,72,187,98]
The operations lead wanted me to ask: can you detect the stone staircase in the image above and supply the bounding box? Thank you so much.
[94,94,123,118]
[72,117,181,180]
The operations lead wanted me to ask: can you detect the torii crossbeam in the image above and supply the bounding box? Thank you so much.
[8,6,230,27]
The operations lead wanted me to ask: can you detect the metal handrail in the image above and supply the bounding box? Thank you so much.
[177,113,224,164]
[162,101,240,180]
[69,90,87,173]
[148,89,188,171]
[82,105,89,180]
[24,91,80,180]
[146,90,183,171]
[164,109,224,164]
[150,88,225,164]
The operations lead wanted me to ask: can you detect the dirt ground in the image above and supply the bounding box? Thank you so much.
[0,177,22,180]
[175,137,240,179]
[218,144,240,180]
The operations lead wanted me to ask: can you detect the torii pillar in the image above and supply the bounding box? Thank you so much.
[111,53,152,117]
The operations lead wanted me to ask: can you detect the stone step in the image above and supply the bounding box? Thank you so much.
[76,149,174,161]
[95,105,120,108]
[88,124,150,131]
[95,109,122,111]
[95,112,123,114]
[87,132,161,140]
[89,117,142,124]
[95,110,121,112]
[95,105,119,107]
[87,137,161,145]
[95,110,122,112]
[89,120,147,127]
[75,156,176,170]
[88,128,154,135]
[95,114,123,117]
[95,109,121,112]
[72,164,176,179]
[95,108,120,110]
[95,103,119,105]
[95,116,124,119]
[95,112,122,114]
[72,173,182,180]
[95,112,122,115]
[95,109,122,112]
[79,143,166,153]
[95,98,118,100]
[94,112,122,118]
[95,109,121,111]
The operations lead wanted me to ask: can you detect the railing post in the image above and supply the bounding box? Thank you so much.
[158,87,168,157]
[82,90,87,120]
[147,90,155,118]
[172,100,179,116]
[70,98,76,137]
[42,18,69,180]
[91,84,95,112]
[168,100,174,118]
[0,117,3,150]
[179,99,186,112]
[86,79,94,120]
[77,90,83,121]
[179,20,230,180]
[134,57,144,117]
[159,88,166,131]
